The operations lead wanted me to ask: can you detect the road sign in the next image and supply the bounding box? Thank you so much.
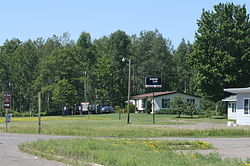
[3,92,11,109]
[145,77,162,88]
[3,102,11,109]
[5,114,12,122]
[3,92,11,101]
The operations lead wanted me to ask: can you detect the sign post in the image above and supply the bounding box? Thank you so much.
[2,91,12,132]
[145,77,162,124]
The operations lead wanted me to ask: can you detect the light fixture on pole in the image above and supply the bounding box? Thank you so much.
[122,57,131,124]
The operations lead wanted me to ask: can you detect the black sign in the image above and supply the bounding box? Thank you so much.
[145,77,162,88]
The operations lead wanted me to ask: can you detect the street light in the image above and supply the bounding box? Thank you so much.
[122,57,131,124]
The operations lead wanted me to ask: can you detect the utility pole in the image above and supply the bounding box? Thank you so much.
[5,108,8,132]
[38,92,41,134]
[127,59,131,124]
[152,90,155,124]
[84,71,87,102]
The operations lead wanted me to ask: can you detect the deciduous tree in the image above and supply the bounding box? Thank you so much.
[189,3,250,101]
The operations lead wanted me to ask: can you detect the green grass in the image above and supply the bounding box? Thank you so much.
[1,113,249,137]
[19,138,242,166]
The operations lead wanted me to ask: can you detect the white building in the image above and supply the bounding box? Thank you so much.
[223,87,250,125]
[130,91,201,113]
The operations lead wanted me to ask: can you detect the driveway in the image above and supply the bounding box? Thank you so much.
[1,133,250,166]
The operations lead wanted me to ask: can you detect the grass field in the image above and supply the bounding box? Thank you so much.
[2,113,250,165]
[0,113,228,124]
[19,138,243,166]
[0,113,249,137]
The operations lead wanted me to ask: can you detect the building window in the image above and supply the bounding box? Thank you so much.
[244,99,250,114]
[162,98,170,108]
[232,102,236,113]
[187,99,195,105]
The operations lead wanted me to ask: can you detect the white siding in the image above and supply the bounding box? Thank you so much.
[236,94,250,125]
[132,99,147,112]
[153,93,201,111]
[227,101,237,120]
[131,93,201,113]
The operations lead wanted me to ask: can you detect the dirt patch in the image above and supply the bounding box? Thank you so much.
[132,123,225,129]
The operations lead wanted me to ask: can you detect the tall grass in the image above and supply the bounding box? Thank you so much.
[19,138,241,166]
[1,114,249,137]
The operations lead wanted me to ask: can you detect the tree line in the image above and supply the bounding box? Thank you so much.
[0,3,249,115]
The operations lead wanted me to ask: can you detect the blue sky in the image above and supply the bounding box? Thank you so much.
[1,0,249,48]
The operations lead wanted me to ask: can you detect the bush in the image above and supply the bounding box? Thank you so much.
[125,103,136,113]
[171,96,186,117]
[157,108,174,114]
[200,98,219,117]
[114,106,122,113]
[146,101,152,114]
[184,104,199,118]
[216,101,226,116]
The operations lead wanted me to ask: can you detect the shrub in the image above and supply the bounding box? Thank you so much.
[200,98,216,117]
[157,108,174,114]
[184,104,199,118]
[115,106,122,113]
[125,103,136,113]
[216,101,226,116]
[171,96,186,117]
[146,101,152,114]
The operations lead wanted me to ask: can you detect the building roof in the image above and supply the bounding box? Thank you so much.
[222,95,237,102]
[131,91,201,99]
[224,87,250,94]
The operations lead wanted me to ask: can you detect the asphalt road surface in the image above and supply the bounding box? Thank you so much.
[0,133,76,166]
[1,133,250,166]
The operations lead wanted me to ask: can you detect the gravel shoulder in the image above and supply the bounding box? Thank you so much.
[133,122,250,130]
[148,137,250,160]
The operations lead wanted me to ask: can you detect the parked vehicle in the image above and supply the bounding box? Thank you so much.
[80,102,114,114]
[98,105,114,113]
[88,105,99,114]
[81,102,89,113]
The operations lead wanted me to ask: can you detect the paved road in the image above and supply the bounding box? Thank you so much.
[1,133,250,166]
[0,133,77,166]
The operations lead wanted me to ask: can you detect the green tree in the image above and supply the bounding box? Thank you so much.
[0,39,21,92]
[9,40,39,112]
[132,30,174,95]
[200,98,216,117]
[189,3,250,101]
[94,52,116,102]
[76,32,96,103]
[0,39,41,112]
[52,79,77,107]
[109,30,132,105]
[173,39,194,93]
[171,96,186,118]
[35,46,84,113]
[93,30,132,106]
[184,103,197,118]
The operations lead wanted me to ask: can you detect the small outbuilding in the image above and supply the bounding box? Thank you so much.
[223,87,250,125]
[130,91,201,113]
